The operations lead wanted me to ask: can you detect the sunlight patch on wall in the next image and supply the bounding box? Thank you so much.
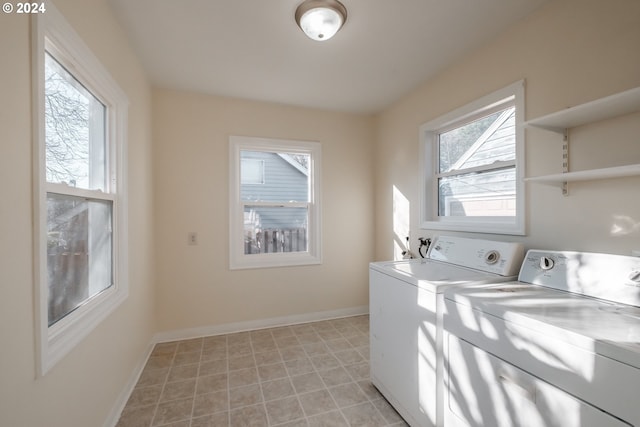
[610,215,640,236]
[393,185,411,260]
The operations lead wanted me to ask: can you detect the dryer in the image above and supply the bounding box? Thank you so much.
[443,250,640,427]
[370,236,525,427]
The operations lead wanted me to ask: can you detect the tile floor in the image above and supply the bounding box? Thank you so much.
[116,315,408,427]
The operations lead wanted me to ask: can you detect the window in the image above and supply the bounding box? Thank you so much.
[229,136,322,269]
[420,81,525,235]
[33,4,129,374]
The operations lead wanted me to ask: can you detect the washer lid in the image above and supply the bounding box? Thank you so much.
[445,282,640,368]
[370,259,509,293]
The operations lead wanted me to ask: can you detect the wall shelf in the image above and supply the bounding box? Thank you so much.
[524,86,640,195]
[524,164,640,186]
[525,86,640,133]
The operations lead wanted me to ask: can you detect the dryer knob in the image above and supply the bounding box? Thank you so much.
[629,270,640,283]
[540,256,554,270]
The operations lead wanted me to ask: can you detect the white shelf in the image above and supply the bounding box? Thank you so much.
[525,86,640,133]
[525,164,640,186]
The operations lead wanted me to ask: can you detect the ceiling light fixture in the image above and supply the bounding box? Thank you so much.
[295,0,347,41]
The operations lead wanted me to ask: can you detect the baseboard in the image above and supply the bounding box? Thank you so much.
[153,305,369,343]
[102,341,155,427]
[104,306,369,426]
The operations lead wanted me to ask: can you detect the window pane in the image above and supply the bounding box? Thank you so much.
[241,159,264,184]
[240,151,309,202]
[244,206,308,254]
[47,193,113,326]
[438,167,516,217]
[439,107,515,173]
[45,52,106,191]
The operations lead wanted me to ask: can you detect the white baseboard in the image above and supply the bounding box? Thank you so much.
[103,341,156,427]
[154,305,369,343]
[104,306,369,426]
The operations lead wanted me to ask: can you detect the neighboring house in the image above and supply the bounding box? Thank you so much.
[241,151,309,253]
[439,108,516,217]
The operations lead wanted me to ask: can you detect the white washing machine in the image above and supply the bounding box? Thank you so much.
[443,250,640,427]
[370,236,525,427]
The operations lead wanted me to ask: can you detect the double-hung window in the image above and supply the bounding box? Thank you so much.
[33,4,128,374]
[420,81,525,235]
[229,136,322,269]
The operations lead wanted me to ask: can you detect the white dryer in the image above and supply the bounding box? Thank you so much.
[443,250,640,427]
[370,236,525,427]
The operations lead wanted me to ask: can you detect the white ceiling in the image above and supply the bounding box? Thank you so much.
[108,0,548,114]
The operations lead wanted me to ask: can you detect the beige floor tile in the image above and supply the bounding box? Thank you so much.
[261,377,296,402]
[265,396,305,425]
[229,403,268,427]
[160,378,197,402]
[298,389,338,417]
[307,410,348,427]
[116,404,155,427]
[228,367,259,388]
[340,401,387,426]
[255,350,283,366]
[257,362,288,382]
[152,397,193,426]
[192,390,228,418]
[167,363,199,382]
[229,383,263,409]
[191,412,230,427]
[116,316,406,427]
[329,382,369,408]
[291,372,324,394]
[317,367,352,387]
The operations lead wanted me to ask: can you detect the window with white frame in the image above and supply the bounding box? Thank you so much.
[33,4,129,375]
[229,136,322,269]
[420,81,525,235]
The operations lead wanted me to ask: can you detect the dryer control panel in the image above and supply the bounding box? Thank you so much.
[519,250,640,308]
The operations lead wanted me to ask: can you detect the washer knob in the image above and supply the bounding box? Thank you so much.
[540,256,554,270]
[485,250,500,265]
[629,270,640,283]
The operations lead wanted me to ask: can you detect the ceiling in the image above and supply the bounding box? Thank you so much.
[108,0,549,114]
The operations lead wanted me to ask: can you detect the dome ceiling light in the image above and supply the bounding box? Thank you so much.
[295,0,348,41]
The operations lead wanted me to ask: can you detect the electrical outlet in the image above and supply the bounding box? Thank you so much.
[188,232,198,246]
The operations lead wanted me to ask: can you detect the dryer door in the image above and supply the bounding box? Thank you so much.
[444,334,630,427]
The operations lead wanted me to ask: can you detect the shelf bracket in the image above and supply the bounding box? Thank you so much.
[562,129,569,196]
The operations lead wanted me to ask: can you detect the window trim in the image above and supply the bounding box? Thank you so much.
[419,80,526,235]
[32,3,129,376]
[229,136,322,269]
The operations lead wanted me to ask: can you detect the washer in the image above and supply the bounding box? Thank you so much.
[443,250,640,427]
[370,236,525,427]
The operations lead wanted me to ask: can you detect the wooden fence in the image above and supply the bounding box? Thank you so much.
[245,228,307,254]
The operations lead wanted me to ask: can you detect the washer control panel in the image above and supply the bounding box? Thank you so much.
[519,250,640,307]
[426,236,524,276]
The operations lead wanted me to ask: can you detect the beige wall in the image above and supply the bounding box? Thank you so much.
[1,0,639,424]
[153,89,375,332]
[0,0,155,426]
[374,0,640,260]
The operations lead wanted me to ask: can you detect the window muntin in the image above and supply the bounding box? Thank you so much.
[230,137,321,269]
[420,81,525,235]
[33,3,129,375]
